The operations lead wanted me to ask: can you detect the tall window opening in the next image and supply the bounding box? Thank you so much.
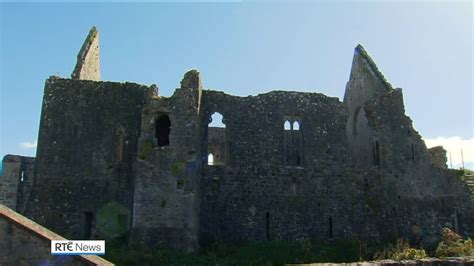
[283,117,303,167]
[84,212,93,239]
[373,141,381,166]
[329,216,333,238]
[20,170,25,182]
[155,115,171,147]
[115,126,125,162]
[207,112,226,166]
[266,212,270,240]
[208,153,214,166]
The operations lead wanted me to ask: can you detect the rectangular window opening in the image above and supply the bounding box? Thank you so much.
[266,212,270,240]
[84,212,93,239]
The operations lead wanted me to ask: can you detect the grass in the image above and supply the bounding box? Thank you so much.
[104,238,365,266]
[103,232,473,265]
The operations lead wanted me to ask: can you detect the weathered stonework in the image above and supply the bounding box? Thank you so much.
[71,27,100,81]
[0,204,112,265]
[0,155,34,212]
[428,146,448,169]
[2,29,473,252]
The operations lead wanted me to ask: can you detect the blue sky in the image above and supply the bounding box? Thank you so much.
[0,1,472,169]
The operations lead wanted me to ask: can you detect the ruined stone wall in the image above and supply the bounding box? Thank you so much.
[342,45,474,244]
[17,34,472,252]
[360,88,473,242]
[25,77,152,240]
[71,27,100,81]
[0,216,89,265]
[0,204,112,265]
[199,90,360,245]
[131,71,203,252]
[0,155,34,213]
[343,45,393,168]
[197,45,473,247]
[428,146,448,169]
[197,87,473,246]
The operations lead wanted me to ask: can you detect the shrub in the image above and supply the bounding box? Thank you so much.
[374,239,427,260]
[435,228,474,257]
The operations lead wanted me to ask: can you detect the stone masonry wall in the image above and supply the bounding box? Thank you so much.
[0,155,34,212]
[199,90,357,245]
[0,204,112,265]
[25,77,153,241]
[14,37,473,253]
[428,146,448,169]
[71,27,100,81]
[131,70,203,252]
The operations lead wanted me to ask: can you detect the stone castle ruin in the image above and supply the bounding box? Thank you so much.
[1,27,473,251]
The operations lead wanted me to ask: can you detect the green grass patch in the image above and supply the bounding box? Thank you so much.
[103,239,367,266]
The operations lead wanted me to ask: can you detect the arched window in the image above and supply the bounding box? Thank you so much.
[208,153,214,166]
[283,117,303,167]
[293,121,300,130]
[209,112,225,128]
[155,115,171,147]
[207,112,226,165]
[115,126,125,162]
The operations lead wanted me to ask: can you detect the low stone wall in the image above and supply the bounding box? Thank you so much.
[0,204,113,265]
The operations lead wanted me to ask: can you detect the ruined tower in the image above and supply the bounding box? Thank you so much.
[131,70,204,251]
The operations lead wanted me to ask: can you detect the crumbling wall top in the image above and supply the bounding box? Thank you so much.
[71,26,100,81]
[354,44,393,90]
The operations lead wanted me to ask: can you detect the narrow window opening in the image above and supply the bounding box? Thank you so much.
[155,115,171,147]
[207,112,226,165]
[329,216,333,238]
[283,117,303,167]
[265,212,270,240]
[411,143,415,161]
[293,121,300,130]
[373,141,380,166]
[208,153,214,166]
[84,212,93,239]
[20,170,24,182]
[115,127,125,162]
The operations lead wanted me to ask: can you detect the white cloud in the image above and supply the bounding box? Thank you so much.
[20,140,37,149]
[424,136,474,169]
